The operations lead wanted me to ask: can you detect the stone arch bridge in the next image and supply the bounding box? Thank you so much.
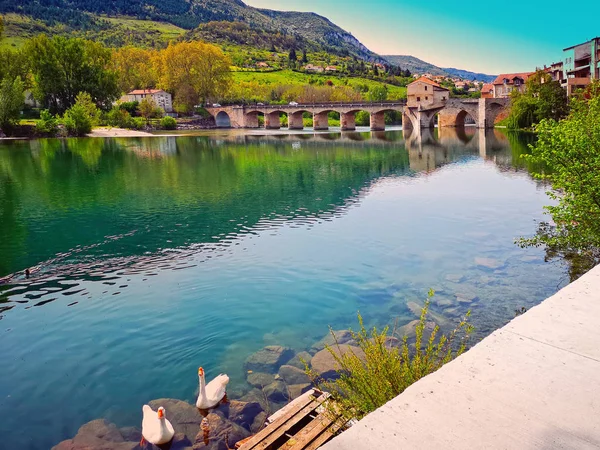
[205,98,509,131]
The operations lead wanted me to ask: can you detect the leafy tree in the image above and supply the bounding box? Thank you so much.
[0,49,30,88]
[0,15,4,41]
[288,48,297,63]
[138,97,162,125]
[62,92,100,136]
[160,116,177,130]
[158,41,231,105]
[507,70,568,130]
[25,35,119,114]
[111,46,158,94]
[368,85,388,102]
[0,76,24,134]
[519,82,600,265]
[302,49,308,64]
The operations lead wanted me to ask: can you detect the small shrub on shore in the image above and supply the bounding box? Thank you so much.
[35,109,59,136]
[307,290,473,422]
[160,116,177,130]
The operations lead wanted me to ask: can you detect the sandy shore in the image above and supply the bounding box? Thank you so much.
[87,127,155,137]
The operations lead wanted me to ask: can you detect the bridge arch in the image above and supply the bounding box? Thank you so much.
[215,111,232,128]
[455,109,478,128]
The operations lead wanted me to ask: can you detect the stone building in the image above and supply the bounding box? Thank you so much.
[490,73,534,98]
[557,37,600,96]
[121,89,173,113]
[480,83,494,99]
[406,77,450,108]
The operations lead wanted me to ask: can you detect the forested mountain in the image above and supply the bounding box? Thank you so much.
[384,55,495,82]
[0,0,381,60]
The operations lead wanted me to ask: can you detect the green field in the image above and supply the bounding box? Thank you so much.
[101,16,186,42]
[232,70,407,101]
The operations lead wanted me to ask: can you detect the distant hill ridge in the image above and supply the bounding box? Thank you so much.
[383,55,496,82]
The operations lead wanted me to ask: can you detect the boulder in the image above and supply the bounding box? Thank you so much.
[239,388,268,412]
[148,398,203,442]
[263,380,289,402]
[244,346,295,374]
[397,320,437,341]
[246,371,276,388]
[310,344,365,380]
[278,365,311,385]
[456,292,478,304]
[225,400,265,433]
[407,301,424,318]
[287,383,312,400]
[192,413,250,450]
[311,330,355,352]
[474,257,504,270]
[444,273,465,283]
[52,419,138,450]
[285,351,312,369]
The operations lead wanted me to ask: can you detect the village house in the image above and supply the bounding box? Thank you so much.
[558,37,599,96]
[121,89,173,113]
[481,83,494,99]
[304,64,324,73]
[256,62,269,69]
[325,66,338,72]
[454,81,469,90]
[406,76,450,108]
[490,72,534,98]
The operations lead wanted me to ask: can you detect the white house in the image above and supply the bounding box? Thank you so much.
[121,89,173,113]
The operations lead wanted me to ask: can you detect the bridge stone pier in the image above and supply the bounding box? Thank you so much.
[205,98,509,131]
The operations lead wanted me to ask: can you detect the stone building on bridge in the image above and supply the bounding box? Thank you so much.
[406,77,449,108]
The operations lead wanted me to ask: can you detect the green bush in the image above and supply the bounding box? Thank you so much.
[107,106,133,128]
[307,290,473,422]
[119,101,139,116]
[35,109,59,136]
[160,116,177,130]
[132,117,145,130]
[61,92,100,136]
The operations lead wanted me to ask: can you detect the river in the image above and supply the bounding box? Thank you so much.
[0,127,569,449]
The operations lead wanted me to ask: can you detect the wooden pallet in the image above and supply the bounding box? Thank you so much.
[237,389,347,450]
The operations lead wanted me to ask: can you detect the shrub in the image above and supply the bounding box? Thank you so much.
[132,117,145,130]
[119,101,139,116]
[107,106,134,128]
[35,109,58,136]
[160,116,177,130]
[0,76,24,134]
[61,92,100,136]
[307,290,473,422]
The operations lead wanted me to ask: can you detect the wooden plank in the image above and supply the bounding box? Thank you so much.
[239,392,327,450]
[302,416,348,450]
[283,411,339,450]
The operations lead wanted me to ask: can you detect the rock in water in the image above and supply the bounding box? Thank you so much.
[52,419,138,450]
[244,346,295,373]
[278,365,311,385]
[246,371,276,388]
[224,400,265,433]
[192,413,250,450]
[263,380,290,402]
[310,344,366,380]
[287,383,312,399]
[311,330,355,352]
[285,351,313,369]
[474,257,504,270]
[455,292,478,304]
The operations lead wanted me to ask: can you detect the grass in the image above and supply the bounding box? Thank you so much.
[232,70,407,100]
[100,16,186,42]
[307,290,473,422]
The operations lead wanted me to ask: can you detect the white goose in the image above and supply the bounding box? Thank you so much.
[196,366,229,409]
[140,405,175,446]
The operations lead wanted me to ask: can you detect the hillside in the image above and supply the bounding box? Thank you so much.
[383,55,495,82]
[0,0,381,60]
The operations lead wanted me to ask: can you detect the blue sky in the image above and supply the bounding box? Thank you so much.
[244,0,599,74]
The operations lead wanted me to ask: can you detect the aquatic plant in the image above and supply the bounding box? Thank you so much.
[307,290,473,422]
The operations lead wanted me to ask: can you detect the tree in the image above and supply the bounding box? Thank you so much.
[112,46,158,94]
[0,49,30,88]
[520,82,600,265]
[0,76,24,134]
[288,48,297,63]
[25,35,119,114]
[138,97,161,125]
[0,16,4,42]
[368,85,388,102]
[62,92,100,136]
[158,41,231,106]
[302,49,308,64]
[507,70,568,129]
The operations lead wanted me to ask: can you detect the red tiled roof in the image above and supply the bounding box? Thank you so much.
[481,83,493,92]
[409,76,449,90]
[128,89,165,95]
[492,72,534,86]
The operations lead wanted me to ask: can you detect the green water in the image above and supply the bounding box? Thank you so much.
[0,128,567,449]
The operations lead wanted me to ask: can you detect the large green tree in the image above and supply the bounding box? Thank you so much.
[520,82,600,265]
[24,35,119,114]
[0,76,24,134]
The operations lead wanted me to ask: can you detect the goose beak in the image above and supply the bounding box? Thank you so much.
[158,408,164,419]
[198,367,204,377]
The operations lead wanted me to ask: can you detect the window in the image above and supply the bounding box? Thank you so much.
[425,86,428,91]
[442,96,446,100]
[425,96,428,100]
[417,97,421,101]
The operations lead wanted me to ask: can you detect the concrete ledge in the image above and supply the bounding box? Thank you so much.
[323,266,600,449]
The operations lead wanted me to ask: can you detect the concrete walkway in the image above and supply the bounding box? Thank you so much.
[323,266,600,449]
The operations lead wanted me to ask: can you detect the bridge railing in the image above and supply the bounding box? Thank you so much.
[208,100,407,110]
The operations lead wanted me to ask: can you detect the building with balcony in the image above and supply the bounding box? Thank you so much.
[560,37,600,96]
